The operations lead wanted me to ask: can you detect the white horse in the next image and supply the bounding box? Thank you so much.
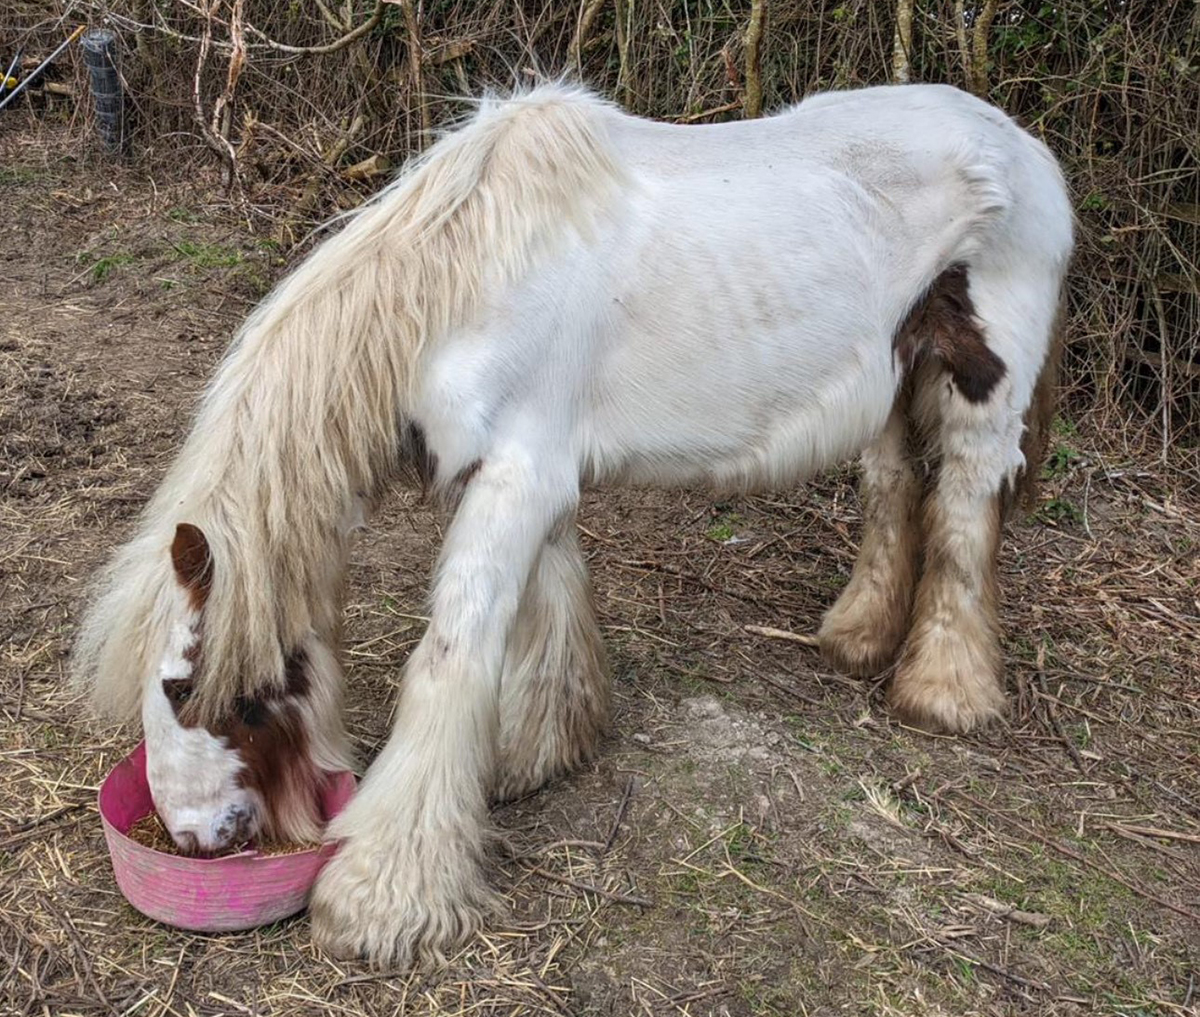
[74,82,1072,967]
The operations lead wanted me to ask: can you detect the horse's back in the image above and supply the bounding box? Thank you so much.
[610,84,1067,256]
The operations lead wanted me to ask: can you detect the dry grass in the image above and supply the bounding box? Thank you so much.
[0,140,1197,1014]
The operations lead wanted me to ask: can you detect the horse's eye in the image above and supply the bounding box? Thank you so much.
[162,679,193,706]
[237,696,266,727]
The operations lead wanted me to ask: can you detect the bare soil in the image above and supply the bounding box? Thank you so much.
[2,139,1198,1017]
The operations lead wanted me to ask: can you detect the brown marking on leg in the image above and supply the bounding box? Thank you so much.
[819,400,924,677]
[888,486,1006,734]
[894,265,1007,405]
[438,458,483,514]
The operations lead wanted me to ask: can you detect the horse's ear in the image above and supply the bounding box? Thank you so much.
[171,523,213,608]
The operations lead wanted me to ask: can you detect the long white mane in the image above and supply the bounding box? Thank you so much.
[73,84,623,723]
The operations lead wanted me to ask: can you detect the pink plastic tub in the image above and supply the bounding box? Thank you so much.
[99,743,355,932]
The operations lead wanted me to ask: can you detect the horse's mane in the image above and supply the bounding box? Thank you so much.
[72,83,623,724]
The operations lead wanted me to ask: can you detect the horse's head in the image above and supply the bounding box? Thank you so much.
[141,523,342,855]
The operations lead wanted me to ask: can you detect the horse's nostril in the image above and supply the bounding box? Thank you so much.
[230,807,254,844]
[174,829,201,856]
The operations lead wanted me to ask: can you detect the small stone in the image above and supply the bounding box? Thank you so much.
[632,732,651,745]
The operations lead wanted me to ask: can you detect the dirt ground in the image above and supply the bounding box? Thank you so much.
[1,136,1198,1017]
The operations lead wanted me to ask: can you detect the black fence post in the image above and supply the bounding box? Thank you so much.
[81,29,124,154]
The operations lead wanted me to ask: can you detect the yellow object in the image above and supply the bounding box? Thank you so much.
[2,76,15,89]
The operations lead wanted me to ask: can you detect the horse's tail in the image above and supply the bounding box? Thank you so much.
[1011,284,1066,515]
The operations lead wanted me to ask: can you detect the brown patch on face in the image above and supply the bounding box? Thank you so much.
[222,648,320,840]
[165,647,321,840]
[170,523,213,610]
[894,265,1006,405]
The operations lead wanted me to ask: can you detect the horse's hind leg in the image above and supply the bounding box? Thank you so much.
[819,401,923,676]
[888,264,1060,733]
[494,519,609,801]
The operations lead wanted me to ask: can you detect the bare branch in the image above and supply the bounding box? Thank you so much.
[569,0,608,73]
[211,0,247,188]
[401,0,430,141]
[244,0,384,56]
[892,0,914,83]
[971,0,999,95]
[954,0,972,87]
[613,0,631,104]
[744,0,766,118]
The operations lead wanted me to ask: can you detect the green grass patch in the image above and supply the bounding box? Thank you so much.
[1039,496,1083,525]
[705,508,743,543]
[0,166,44,185]
[77,250,137,284]
[172,240,244,268]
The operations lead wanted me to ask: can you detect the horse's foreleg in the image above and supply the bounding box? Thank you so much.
[495,520,609,802]
[310,451,574,968]
[819,402,923,676]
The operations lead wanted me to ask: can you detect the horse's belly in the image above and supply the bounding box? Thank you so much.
[582,318,897,492]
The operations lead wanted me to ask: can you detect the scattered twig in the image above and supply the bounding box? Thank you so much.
[513,839,606,859]
[964,893,1053,929]
[601,777,635,856]
[1035,646,1087,774]
[955,790,1200,924]
[757,672,826,708]
[943,943,1049,997]
[36,891,114,1013]
[744,624,819,647]
[0,804,89,852]
[1101,822,1200,845]
[524,865,651,908]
